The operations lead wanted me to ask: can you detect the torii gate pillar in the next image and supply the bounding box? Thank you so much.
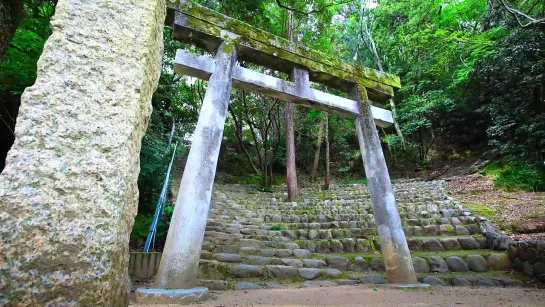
[353,86,418,284]
[135,43,237,304]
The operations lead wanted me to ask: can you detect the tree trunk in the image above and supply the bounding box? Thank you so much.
[285,7,298,201]
[0,0,24,62]
[323,113,330,190]
[310,114,325,183]
[360,7,405,147]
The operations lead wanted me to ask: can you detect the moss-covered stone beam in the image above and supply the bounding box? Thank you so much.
[165,0,400,103]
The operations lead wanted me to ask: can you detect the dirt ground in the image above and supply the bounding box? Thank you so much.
[130,284,545,307]
[447,175,545,241]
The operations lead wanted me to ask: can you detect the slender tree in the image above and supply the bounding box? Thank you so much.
[0,0,24,62]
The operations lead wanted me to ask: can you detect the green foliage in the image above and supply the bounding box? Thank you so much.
[0,0,56,93]
[480,157,545,191]
[270,224,285,231]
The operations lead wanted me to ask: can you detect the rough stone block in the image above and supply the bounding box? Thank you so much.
[467,255,489,272]
[281,258,303,268]
[439,238,461,250]
[303,259,326,268]
[234,282,262,290]
[298,268,322,280]
[214,253,242,262]
[458,237,479,250]
[0,0,165,304]
[412,257,430,273]
[445,256,469,272]
[326,255,350,270]
[452,278,472,286]
[428,256,449,273]
[293,249,311,259]
[422,239,444,251]
[359,275,387,284]
[488,253,511,271]
[229,264,263,278]
[422,276,446,286]
[135,288,210,304]
[370,258,385,271]
[266,265,297,279]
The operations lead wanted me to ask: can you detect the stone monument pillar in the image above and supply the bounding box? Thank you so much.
[0,0,165,305]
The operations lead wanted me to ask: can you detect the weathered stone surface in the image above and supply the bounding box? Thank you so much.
[303,259,327,268]
[281,258,303,268]
[276,249,293,258]
[446,256,469,272]
[440,238,461,250]
[412,257,430,273]
[428,256,449,273]
[260,249,277,257]
[336,279,358,285]
[240,239,266,248]
[293,249,311,259]
[452,278,472,286]
[325,268,342,278]
[239,247,259,255]
[500,278,525,287]
[423,225,439,235]
[370,258,385,271]
[246,256,279,265]
[535,261,545,281]
[439,224,455,235]
[359,275,387,284]
[458,237,480,250]
[267,265,297,279]
[326,255,349,270]
[467,255,489,272]
[407,238,423,251]
[198,280,228,291]
[308,230,319,240]
[135,288,210,304]
[488,253,511,271]
[422,276,446,286]
[475,278,495,287]
[455,225,470,235]
[298,268,322,280]
[0,0,165,304]
[422,238,444,251]
[215,253,242,262]
[300,280,337,288]
[234,282,262,290]
[330,240,344,253]
[229,264,263,278]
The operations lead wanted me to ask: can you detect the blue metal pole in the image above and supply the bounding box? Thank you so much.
[144,142,179,252]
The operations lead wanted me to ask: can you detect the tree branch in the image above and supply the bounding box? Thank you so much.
[499,0,545,28]
[275,0,354,16]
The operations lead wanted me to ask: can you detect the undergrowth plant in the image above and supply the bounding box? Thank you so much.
[480,157,545,191]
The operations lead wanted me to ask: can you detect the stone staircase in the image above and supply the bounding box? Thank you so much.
[189,181,528,290]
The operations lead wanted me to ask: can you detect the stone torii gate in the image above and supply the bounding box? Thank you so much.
[141,0,418,301]
[0,0,416,305]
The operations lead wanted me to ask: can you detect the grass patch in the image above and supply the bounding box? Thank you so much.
[465,202,498,218]
[480,157,545,191]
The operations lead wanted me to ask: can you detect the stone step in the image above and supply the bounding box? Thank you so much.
[196,255,521,286]
[212,201,457,211]
[205,225,479,241]
[201,249,511,275]
[202,236,489,254]
[198,272,526,291]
